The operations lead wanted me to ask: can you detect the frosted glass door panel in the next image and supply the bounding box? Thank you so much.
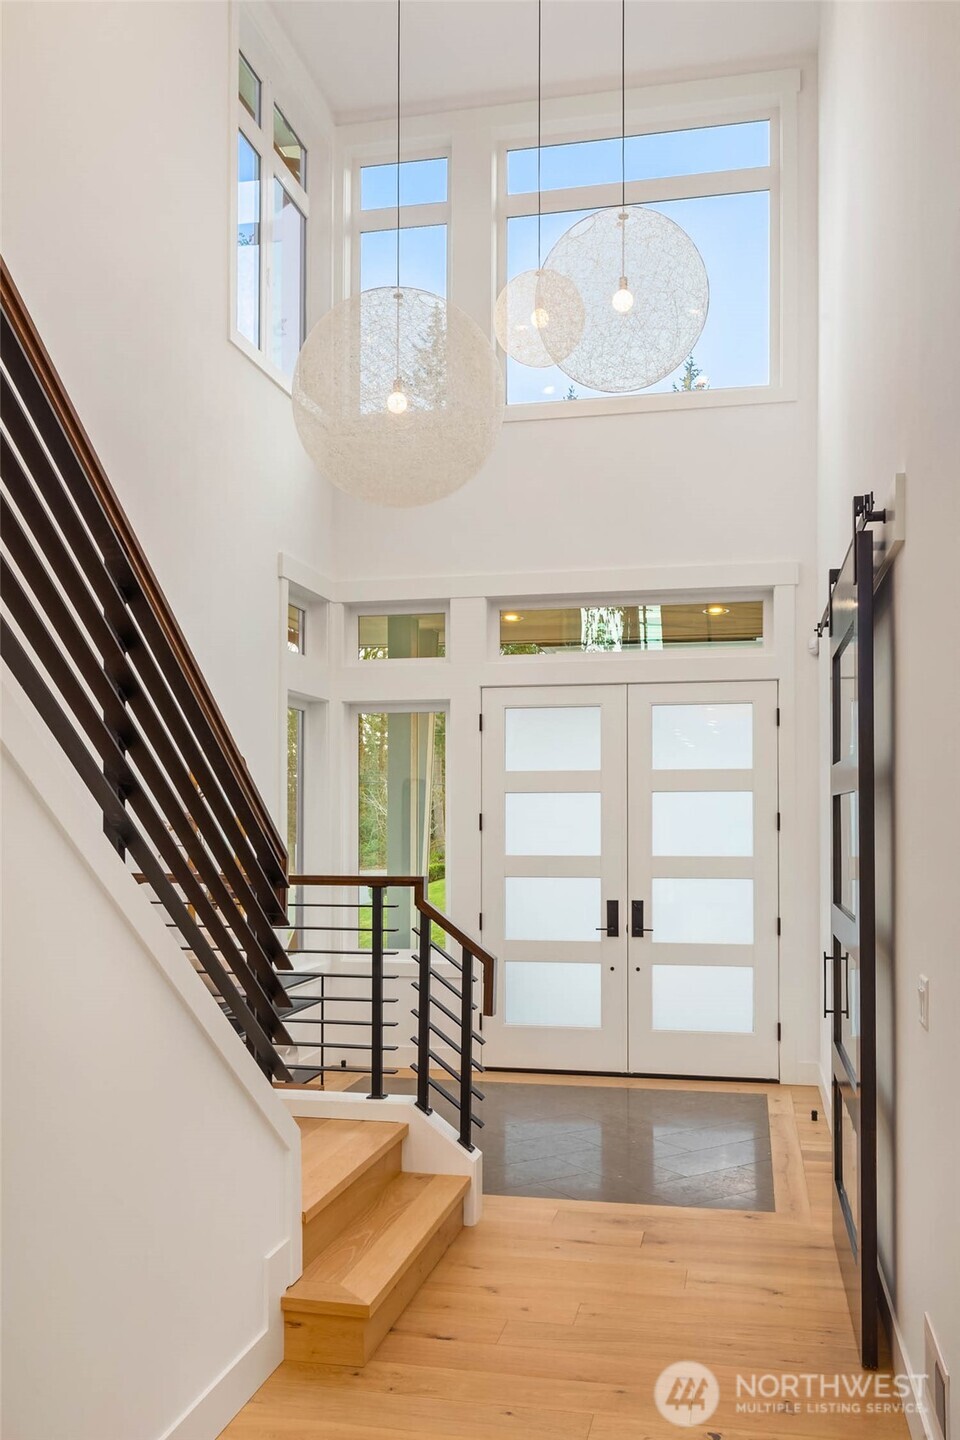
[652,791,753,856]
[652,965,754,1032]
[652,877,754,944]
[505,706,601,772]
[505,876,602,942]
[505,962,602,1028]
[652,703,753,770]
[505,791,602,855]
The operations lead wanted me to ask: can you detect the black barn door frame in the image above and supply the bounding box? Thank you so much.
[823,491,887,1370]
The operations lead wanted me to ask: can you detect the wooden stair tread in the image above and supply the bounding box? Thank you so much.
[283,1171,468,1318]
[296,1116,408,1226]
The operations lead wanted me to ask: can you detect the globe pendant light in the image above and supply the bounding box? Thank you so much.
[540,0,708,393]
[493,0,584,368]
[293,1,504,507]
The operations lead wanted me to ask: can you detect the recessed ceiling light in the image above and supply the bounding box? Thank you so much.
[502,612,523,623]
[703,604,730,616]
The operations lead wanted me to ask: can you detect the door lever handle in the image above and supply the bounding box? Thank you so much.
[597,900,619,937]
[631,900,654,938]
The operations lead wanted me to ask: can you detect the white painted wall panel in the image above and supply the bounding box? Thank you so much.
[818,3,960,1428]
[1,684,301,1440]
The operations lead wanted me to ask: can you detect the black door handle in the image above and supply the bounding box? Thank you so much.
[631,900,654,938]
[596,899,619,937]
[823,951,834,1017]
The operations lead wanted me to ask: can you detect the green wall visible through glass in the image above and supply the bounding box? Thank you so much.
[358,710,446,948]
[358,613,445,660]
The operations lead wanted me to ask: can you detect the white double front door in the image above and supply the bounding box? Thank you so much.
[481,682,780,1079]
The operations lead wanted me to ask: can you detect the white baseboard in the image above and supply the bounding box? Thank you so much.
[879,1272,936,1440]
[780,1059,826,1087]
[279,1089,484,1225]
[159,1240,290,1440]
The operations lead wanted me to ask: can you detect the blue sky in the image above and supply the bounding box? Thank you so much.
[358,122,771,403]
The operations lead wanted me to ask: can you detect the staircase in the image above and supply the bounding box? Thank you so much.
[283,1117,468,1365]
[0,260,493,1377]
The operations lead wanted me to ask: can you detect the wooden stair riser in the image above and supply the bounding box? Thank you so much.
[284,1202,464,1366]
[303,1142,403,1270]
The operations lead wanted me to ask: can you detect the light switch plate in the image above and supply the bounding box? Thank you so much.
[918,975,930,1030]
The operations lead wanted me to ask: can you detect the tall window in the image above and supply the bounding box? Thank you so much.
[356,157,449,296]
[286,706,304,872]
[358,710,446,947]
[235,51,308,380]
[500,119,773,406]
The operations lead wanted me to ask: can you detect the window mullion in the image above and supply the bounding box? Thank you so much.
[359,202,449,233]
[275,164,309,216]
[260,76,275,362]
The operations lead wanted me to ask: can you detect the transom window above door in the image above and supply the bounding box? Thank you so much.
[499,600,764,655]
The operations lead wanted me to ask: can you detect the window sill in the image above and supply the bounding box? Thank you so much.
[504,382,793,422]
[230,328,294,397]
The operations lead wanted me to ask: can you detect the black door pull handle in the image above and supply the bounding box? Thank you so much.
[597,900,619,937]
[631,900,654,938]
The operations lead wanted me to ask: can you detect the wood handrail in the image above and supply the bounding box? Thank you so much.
[289,874,496,1016]
[0,258,287,884]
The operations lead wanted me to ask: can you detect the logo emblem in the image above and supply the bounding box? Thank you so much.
[654,1361,721,1428]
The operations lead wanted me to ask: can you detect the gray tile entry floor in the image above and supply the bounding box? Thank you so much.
[346,1076,776,1211]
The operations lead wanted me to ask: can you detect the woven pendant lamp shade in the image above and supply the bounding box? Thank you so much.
[541,205,709,393]
[494,267,585,368]
[293,286,504,508]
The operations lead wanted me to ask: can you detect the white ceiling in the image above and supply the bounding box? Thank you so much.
[271,0,820,124]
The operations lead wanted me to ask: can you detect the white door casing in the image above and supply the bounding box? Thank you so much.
[481,681,780,1079]
[481,686,628,1071]
[626,681,780,1079]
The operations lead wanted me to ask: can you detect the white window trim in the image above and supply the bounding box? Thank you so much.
[229,4,332,394]
[346,145,452,299]
[488,591,773,662]
[335,68,799,421]
[349,601,451,668]
[348,702,451,914]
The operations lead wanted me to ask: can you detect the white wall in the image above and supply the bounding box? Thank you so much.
[328,66,820,594]
[285,57,825,1087]
[818,1,960,1426]
[0,681,302,1440]
[0,0,336,816]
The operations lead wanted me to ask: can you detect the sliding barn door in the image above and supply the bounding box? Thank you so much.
[829,527,878,1369]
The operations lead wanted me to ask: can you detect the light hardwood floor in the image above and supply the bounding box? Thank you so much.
[222,1081,909,1439]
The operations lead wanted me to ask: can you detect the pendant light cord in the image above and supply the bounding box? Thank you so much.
[624,0,630,210]
[394,0,401,387]
[536,0,542,270]
[396,0,401,292]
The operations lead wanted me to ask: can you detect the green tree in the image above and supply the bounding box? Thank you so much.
[672,355,709,392]
[408,301,447,410]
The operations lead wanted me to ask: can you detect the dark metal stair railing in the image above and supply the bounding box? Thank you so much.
[0,261,288,914]
[285,876,495,1150]
[1,260,497,1139]
[1,260,296,1078]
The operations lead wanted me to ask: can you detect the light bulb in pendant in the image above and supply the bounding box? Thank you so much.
[612,275,634,314]
[530,306,550,330]
[386,378,408,415]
